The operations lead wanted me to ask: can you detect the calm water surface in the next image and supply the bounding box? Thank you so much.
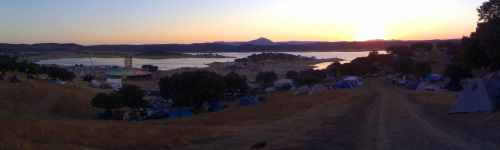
[37,51,386,71]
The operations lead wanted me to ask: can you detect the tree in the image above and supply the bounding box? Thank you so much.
[388,45,413,58]
[325,62,342,76]
[159,70,226,108]
[142,65,159,72]
[462,0,500,70]
[286,70,299,80]
[478,0,500,22]
[117,84,146,109]
[413,62,432,78]
[224,72,249,94]
[91,93,124,116]
[41,66,76,81]
[444,64,473,91]
[392,57,415,75]
[82,74,94,82]
[255,71,278,87]
[293,70,326,86]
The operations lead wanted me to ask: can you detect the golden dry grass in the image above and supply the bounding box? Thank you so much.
[162,90,354,127]
[0,80,97,119]
[0,79,355,149]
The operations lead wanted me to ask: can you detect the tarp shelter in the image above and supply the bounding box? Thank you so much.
[240,96,258,106]
[168,107,193,119]
[208,101,224,112]
[449,79,495,113]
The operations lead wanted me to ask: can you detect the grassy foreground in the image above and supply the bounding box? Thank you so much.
[0,80,355,150]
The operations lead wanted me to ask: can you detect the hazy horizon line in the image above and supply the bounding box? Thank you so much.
[0,38,463,46]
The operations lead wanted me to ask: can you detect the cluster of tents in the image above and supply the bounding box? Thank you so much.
[393,74,444,91]
[121,92,261,121]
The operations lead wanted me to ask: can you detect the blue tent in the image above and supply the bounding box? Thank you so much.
[168,107,193,119]
[425,74,442,82]
[335,81,354,89]
[240,96,258,106]
[208,101,224,112]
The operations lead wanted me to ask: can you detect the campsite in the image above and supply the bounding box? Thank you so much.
[3,0,500,149]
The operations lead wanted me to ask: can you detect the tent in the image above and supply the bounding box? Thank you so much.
[168,107,193,119]
[294,86,310,95]
[274,79,294,90]
[335,76,363,89]
[449,79,495,113]
[309,84,328,95]
[240,96,258,106]
[208,101,224,112]
[485,76,500,106]
[425,74,443,82]
[106,78,122,91]
[335,81,354,89]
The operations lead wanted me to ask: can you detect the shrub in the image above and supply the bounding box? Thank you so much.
[159,70,226,108]
[224,72,249,94]
[91,93,124,115]
[117,84,146,109]
[256,71,278,87]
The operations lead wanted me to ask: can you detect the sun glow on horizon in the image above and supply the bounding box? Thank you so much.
[0,0,483,44]
[355,22,386,41]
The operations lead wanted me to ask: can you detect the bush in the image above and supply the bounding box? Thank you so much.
[286,71,299,80]
[91,92,125,116]
[82,74,94,82]
[159,70,226,108]
[142,65,159,72]
[256,71,278,87]
[224,72,249,94]
[293,70,326,86]
[117,84,146,109]
[41,65,76,81]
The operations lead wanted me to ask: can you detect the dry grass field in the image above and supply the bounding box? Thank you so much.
[0,79,356,150]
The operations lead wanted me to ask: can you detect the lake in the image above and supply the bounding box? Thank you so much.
[36,51,387,71]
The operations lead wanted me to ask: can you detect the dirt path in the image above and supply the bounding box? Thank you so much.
[358,81,495,150]
[177,79,500,150]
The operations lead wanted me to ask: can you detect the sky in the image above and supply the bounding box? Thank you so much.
[0,0,488,44]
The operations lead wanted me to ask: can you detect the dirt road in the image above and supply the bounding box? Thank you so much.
[178,79,500,150]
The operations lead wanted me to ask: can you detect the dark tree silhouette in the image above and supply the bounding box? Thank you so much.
[286,70,299,80]
[159,70,226,108]
[293,70,326,86]
[117,84,146,109]
[91,93,124,116]
[256,71,278,87]
[224,72,249,94]
[462,0,500,70]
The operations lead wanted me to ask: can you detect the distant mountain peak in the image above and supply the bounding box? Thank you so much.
[247,37,274,46]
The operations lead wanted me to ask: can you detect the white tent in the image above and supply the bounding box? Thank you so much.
[273,79,294,89]
[309,84,328,95]
[106,78,123,91]
[294,86,310,95]
[449,78,495,113]
[416,82,441,91]
[343,76,363,86]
